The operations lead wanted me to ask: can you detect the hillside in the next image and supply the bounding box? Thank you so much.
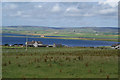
[2,26,119,41]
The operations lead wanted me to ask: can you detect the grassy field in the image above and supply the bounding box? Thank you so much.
[2,47,118,78]
[2,26,119,42]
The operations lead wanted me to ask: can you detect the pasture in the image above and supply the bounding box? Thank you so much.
[3,26,119,42]
[2,47,118,78]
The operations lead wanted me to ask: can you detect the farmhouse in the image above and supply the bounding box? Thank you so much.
[41,35,45,37]
[53,43,64,47]
[4,44,9,46]
[111,44,120,49]
[26,41,43,47]
[18,44,24,47]
[13,44,18,47]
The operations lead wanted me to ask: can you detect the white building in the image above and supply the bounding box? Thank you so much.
[111,44,120,49]
[26,41,43,47]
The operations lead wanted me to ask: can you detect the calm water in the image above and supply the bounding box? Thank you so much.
[2,36,118,47]
[2,33,64,37]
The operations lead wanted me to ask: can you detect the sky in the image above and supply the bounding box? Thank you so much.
[2,1,119,27]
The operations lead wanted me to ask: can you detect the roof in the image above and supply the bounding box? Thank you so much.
[37,41,42,44]
[26,41,42,45]
[54,44,63,46]
[111,44,120,47]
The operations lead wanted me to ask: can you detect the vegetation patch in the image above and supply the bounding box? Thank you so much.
[2,47,118,78]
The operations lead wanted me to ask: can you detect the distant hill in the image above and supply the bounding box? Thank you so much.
[3,26,119,30]
[2,26,119,40]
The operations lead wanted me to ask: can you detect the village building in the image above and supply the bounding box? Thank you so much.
[53,43,64,47]
[41,35,45,37]
[12,44,24,47]
[47,45,54,47]
[111,44,120,49]
[26,41,43,47]
[4,44,9,46]
[18,44,24,47]
[13,44,18,47]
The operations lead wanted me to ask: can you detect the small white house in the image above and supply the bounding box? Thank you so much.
[26,41,43,47]
[111,44,120,49]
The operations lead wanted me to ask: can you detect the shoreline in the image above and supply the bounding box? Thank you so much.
[2,35,118,42]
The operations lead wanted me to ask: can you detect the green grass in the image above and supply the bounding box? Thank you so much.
[2,47,118,78]
[2,26,119,40]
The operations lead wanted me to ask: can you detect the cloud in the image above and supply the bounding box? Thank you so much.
[3,3,18,9]
[64,6,82,17]
[64,13,94,17]
[21,15,31,17]
[66,7,80,12]
[83,13,94,16]
[9,11,31,18]
[2,2,118,27]
[99,0,119,7]
[51,4,61,12]
[10,11,22,16]
[34,5,42,8]
[99,8,116,14]
[64,5,96,17]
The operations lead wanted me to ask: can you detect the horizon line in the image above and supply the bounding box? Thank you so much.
[2,25,119,28]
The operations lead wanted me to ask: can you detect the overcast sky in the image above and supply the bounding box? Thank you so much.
[2,1,118,27]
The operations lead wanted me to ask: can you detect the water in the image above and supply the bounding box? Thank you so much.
[2,36,118,47]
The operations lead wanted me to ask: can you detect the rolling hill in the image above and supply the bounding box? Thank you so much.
[2,26,119,41]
